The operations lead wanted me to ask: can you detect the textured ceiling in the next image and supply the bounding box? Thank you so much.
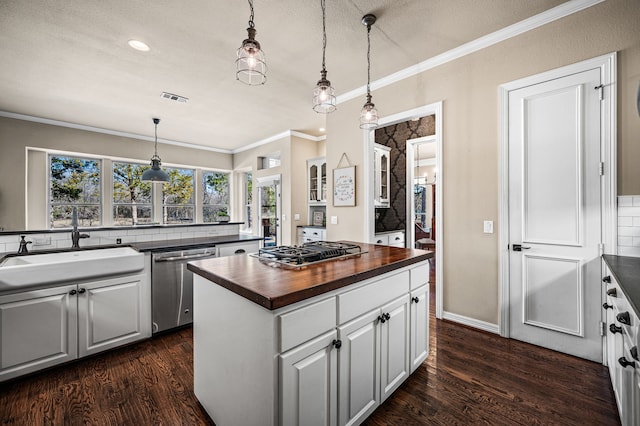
[0,0,567,152]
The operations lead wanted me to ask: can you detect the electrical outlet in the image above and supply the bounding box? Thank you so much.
[294,213,300,221]
[483,220,494,234]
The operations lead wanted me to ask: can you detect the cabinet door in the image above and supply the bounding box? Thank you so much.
[280,329,337,426]
[338,309,381,426]
[78,274,146,357]
[410,284,429,373]
[0,284,77,381]
[618,342,639,426]
[379,295,410,402]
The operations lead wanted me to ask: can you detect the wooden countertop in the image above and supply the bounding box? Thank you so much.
[187,242,433,310]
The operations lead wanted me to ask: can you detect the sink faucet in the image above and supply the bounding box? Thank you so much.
[18,235,32,254]
[71,207,90,248]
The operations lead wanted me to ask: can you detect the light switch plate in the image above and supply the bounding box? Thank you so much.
[294,213,300,221]
[483,220,494,234]
[331,216,338,225]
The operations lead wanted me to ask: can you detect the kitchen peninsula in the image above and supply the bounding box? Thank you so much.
[187,242,432,426]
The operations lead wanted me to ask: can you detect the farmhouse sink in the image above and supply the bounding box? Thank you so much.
[0,247,144,293]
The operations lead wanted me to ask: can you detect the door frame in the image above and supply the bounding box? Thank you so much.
[497,52,617,339]
[364,101,443,319]
[255,174,282,246]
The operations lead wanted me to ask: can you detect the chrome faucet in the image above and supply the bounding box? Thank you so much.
[71,207,90,248]
[18,235,32,254]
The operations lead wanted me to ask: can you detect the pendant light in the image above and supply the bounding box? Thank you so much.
[236,0,267,85]
[360,14,378,129]
[141,118,170,183]
[312,0,336,113]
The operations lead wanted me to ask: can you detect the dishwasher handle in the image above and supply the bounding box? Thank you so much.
[154,252,216,262]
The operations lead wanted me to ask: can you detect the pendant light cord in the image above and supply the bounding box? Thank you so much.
[321,0,327,72]
[154,121,158,156]
[248,0,255,28]
[366,22,371,97]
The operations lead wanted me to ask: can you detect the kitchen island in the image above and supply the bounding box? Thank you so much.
[187,242,432,426]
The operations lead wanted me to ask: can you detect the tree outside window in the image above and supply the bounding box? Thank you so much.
[113,162,153,225]
[202,171,230,222]
[49,155,101,228]
[163,167,195,224]
[244,172,253,231]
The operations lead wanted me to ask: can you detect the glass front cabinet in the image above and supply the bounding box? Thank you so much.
[307,157,327,205]
[373,144,390,208]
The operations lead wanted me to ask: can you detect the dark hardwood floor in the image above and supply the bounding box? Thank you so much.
[1,269,620,426]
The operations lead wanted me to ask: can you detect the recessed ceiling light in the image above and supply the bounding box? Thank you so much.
[128,40,150,52]
[319,127,326,132]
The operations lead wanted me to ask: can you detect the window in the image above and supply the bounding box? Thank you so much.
[258,152,281,169]
[202,171,230,222]
[243,172,253,231]
[113,162,153,226]
[49,155,101,228]
[162,167,195,224]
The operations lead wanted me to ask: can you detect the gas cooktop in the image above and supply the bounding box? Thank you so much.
[251,241,365,269]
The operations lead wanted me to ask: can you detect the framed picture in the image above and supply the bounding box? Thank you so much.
[313,211,324,226]
[333,166,356,207]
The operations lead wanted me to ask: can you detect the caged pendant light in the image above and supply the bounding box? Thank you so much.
[359,14,378,129]
[236,0,267,85]
[312,0,336,113]
[141,118,170,183]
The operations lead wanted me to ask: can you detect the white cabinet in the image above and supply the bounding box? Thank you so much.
[78,274,147,357]
[280,329,338,426]
[379,295,410,402]
[216,240,260,257]
[0,284,78,382]
[373,144,390,208]
[308,157,327,205]
[603,263,640,426]
[0,272,149,382]
[410,284,429,372]
[373,231,405,248]
[298,227,326,245]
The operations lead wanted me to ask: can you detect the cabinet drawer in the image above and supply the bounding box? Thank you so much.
[373,235,389,245]
[338,270,410,324]
[388,231,405,246]
[217,241,259,257]
[410,263,430,290]
[279,297,337,353]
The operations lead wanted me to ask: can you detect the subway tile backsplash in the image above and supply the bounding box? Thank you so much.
[618,196,640,257]
[0,224,241,255]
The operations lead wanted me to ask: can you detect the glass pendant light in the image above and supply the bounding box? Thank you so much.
[141,118,170,183]
[236,0,266,85]
[312,0,336,113]
[360,14,378,129]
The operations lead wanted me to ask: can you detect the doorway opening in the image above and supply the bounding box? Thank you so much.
[256,174,281,247]
[364,101,443,318]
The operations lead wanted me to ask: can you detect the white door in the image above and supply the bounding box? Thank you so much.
[338,309,380,426]
[78,274,145,357]
[508,68,602,361]
[379,295,410,402]
[279,330,337,426]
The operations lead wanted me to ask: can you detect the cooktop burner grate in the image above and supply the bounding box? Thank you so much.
[252,241,364,268]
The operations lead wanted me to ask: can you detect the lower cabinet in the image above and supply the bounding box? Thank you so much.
[0,273,149,382]
[409,284,429,373]
[216,240,260,257]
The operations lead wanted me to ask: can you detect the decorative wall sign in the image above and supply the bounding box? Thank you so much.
[313,211,324,226]
[333,166,356,207]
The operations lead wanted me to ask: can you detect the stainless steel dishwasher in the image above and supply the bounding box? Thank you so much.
[151,247,216,334]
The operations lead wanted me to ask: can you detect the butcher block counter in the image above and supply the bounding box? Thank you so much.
[188,242,432,426]
[187,241,432,310]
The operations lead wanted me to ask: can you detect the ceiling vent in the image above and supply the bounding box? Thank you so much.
[161,92,189,103]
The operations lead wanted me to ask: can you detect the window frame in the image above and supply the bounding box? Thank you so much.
[112,160,154,226]
[201,170,231,223]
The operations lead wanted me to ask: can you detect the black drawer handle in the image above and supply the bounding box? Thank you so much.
[619,357,636,368]
[617,312,631,325]
[602,275,611,283]
[609,324,623,334]
[606,288,617,297]
[332,339,342,350]
[603,303,613,310]
[234,249,246,254]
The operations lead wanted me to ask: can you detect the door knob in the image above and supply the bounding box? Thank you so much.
[512,244,531,252]
[411,296,420,304]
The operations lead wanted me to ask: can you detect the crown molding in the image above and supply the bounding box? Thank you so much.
[231,130,325,154]
[336,0,605,104]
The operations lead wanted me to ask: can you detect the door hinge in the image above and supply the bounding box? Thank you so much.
[599,243,604,256]
[599,162,604,176]
[600,321,606,336]
[595,84,604,101]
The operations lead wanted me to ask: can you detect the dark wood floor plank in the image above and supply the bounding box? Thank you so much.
[1,270,619,425]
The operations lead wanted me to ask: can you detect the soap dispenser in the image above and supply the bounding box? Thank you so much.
[18,235,32,254]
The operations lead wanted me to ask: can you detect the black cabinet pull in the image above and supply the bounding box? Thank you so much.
[411,296,420,304]
[78,288,86,294]
[606,288,617,297]
[378,315,387,324]
[631,346,639,361]
[618,357,636,368]
[603,303,613,310]
[69,289,77,295]
[617,312,631,325]
[234,249,246,254]
[602,275,611,283]
[384,313,391,321]
[609,324,623,334]
[332,339,342,349]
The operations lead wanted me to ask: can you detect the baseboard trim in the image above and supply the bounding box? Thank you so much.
[442,311,500,334]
